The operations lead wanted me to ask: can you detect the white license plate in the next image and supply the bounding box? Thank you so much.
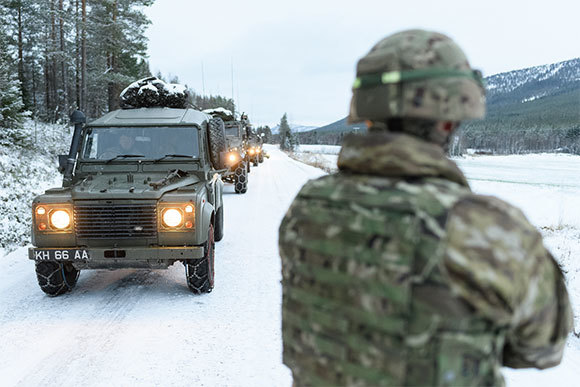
[33,249,89,261]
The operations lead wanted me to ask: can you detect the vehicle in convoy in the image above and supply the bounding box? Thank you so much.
[203,108,251,194]
[245,128,264,166]
[29,106,227,296]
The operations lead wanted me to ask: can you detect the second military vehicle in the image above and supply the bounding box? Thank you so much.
[204,108,251,194]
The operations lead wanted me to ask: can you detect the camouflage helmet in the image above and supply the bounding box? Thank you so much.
[348,29,486,123]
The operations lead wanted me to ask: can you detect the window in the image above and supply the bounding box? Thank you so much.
[81,127,200,160]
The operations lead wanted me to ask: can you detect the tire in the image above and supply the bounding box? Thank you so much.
[207,117,227,169]
[185,225,215,294]
[35,261,80,296]
[234,162,248,194]
[259,153,264,163]
[253,156,258,167]
[246,156,251,173]
[215,205,224,242]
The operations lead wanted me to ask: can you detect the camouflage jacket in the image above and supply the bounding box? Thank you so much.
[279,132,572,386]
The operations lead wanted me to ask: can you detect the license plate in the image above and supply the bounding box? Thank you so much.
[33,249,89,261]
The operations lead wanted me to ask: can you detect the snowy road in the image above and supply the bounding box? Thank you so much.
[0,145,325,386]
[1,145,579,386]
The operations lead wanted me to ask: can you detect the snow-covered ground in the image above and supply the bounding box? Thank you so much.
[1,144,579,386]
[296,144,341,155]
[0,145,323,386]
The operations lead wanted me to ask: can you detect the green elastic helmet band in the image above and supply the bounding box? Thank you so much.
[353,68,485,89]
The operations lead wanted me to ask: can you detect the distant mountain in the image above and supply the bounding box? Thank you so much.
[271,123,318,134]
[314,117,366,133]
[299,58,580,152]
[485,58,580,106]
[461,58,580,153]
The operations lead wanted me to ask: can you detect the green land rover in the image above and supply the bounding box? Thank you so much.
[29,106,227,296]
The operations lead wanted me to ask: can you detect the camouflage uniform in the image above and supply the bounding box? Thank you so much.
[279,30,572,386]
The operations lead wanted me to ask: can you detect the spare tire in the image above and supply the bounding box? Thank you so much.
[207,117,227,169]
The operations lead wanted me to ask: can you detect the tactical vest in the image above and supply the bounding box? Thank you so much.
[280,172,508,386]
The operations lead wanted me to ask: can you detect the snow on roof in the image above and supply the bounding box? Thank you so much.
[203,107,233,116]
[138,83,158,94]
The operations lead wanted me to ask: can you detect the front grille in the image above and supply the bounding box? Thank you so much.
[74,203,157,239]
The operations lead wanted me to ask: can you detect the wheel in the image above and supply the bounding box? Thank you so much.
[259,153,264,163]
[214,205,224,242]
[246,156,251,173]
[35,261,80,296]
[207,117,226,169]
[185,225,215,294]
[252,156,258,166]
[234,162,248,194]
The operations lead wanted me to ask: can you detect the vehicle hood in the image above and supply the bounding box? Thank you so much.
[60,174,203,200]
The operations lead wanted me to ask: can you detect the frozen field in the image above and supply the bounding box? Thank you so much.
[1,144,579,386]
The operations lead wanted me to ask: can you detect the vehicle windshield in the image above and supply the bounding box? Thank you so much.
[81,126,200,160]
[224,125,239,137]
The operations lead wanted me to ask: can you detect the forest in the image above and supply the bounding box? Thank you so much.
[0,0,156,124]
[0,0,236,148]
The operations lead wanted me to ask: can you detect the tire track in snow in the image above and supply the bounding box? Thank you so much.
[15,270,161,386]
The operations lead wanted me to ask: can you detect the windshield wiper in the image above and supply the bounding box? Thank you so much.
[105,154,145,164]
[154,154,194,162]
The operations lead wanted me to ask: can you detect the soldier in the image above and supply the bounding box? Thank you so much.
[278,29,572,386]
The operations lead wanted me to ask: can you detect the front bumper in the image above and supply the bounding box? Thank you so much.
[28,246,205,270]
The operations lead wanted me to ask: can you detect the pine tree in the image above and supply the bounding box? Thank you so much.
[189,90,236,112]
[257,125,273,143]
[0,16,27,145]
[90,0,153,112]
[279,113,296,151]
[1,0,153,121]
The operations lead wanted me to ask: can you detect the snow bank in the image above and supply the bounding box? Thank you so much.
[0,120,69,251]
[296,144,341,155]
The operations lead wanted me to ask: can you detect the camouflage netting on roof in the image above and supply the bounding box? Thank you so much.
[203,107,235,122]
[120,77,191,109]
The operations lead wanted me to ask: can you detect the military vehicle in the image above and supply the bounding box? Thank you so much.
[29,96,228,296]
[203,108,251,194]
[245,129,264,166]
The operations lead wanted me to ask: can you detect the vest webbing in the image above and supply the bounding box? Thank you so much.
[280,173,507,386]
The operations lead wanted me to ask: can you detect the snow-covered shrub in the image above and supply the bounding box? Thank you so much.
[0,120,69,251]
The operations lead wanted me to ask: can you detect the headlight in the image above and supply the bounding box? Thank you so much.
[158,203,195,232]
[162,208,183,228]
[34,204,74,233]
[249,149,255,155]
[50,210,71,229]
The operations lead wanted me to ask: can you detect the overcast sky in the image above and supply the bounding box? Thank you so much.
[145,0,580,127]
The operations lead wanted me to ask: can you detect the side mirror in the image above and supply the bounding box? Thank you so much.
[58,155,68,174]
[70,110,87,125]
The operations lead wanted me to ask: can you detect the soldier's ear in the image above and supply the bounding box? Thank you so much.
[441,121,455,133]
[437,121,460,134]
